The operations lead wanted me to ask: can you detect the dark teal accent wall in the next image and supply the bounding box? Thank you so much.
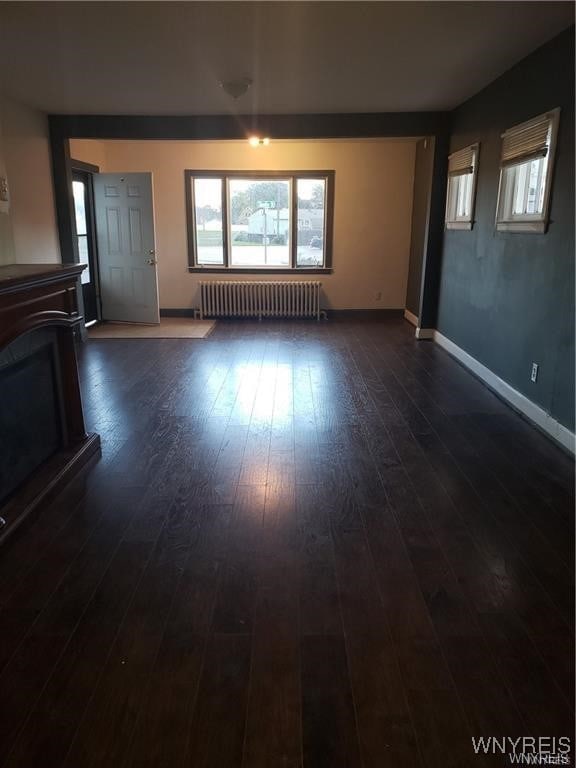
[437,27,575,431]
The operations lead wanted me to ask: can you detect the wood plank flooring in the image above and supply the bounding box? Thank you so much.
[0,317,573,768]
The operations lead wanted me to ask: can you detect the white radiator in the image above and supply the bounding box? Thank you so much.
[198,281,323,321]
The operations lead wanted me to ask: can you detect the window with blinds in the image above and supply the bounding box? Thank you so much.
[496,108,560,233]
[445,143,479,230]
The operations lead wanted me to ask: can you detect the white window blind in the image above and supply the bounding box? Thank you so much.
[448,144,477,176]
[500,111,557,168]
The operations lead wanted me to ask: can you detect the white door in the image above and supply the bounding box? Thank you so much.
[93,173,159,324]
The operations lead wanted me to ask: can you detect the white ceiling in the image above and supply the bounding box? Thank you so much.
[0,1,573,116]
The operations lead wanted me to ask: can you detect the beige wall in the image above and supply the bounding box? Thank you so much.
[70,139,107,170]
[0,96,60,265]
[70,138,416,310]
[0,104,15,265]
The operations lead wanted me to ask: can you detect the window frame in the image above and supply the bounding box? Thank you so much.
[445,143,479,231]
[185,169,334,273]
[495,108,560,234]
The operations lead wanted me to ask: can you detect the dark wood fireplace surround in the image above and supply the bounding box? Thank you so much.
[0,263,100,543]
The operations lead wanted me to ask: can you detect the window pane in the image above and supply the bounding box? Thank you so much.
[526,159,539,213]
[296,178,325,267]
[508,156,548,217]
[455,177,464,217]
[456,174,472,218]
[447,173,473,223]
[537,154,549,213]
[72,180,87,236]
[77,235,90,284]
[194,178,224,265]
[527,155,548,214]
[229,179,290,267]
[512,163,528,214]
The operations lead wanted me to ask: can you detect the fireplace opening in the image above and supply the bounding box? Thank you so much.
[0,338,64,506]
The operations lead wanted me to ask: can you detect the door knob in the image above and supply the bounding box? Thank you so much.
[146,258,157,265]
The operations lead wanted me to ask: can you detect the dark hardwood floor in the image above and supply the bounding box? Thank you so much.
[0,317,573,767]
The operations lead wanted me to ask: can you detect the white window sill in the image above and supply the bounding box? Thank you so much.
[446,221,473,231]
[496,220,547,233]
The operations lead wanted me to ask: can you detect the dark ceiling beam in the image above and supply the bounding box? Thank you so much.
[48,112,449,141]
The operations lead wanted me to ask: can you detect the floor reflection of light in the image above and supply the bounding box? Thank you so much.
[86,347,335,458]
[231,363,262,421]
[223,361,288,425]
[236,484,267,531]
[251,363,276,424]
[203,362,231,395]
[272,364,294,427]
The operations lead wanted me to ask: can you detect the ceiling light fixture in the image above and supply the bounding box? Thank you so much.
[219,77,253,99]
[248,136,270,147]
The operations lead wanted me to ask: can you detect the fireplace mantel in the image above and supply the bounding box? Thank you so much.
[0,263,101,542]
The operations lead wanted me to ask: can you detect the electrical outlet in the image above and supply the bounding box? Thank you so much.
[531,363,539,383]
[0,176,8,203]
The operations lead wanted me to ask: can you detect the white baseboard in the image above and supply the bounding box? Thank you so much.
[433,331,575,455]
[404,309,418,327]
[415,327,434,340]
